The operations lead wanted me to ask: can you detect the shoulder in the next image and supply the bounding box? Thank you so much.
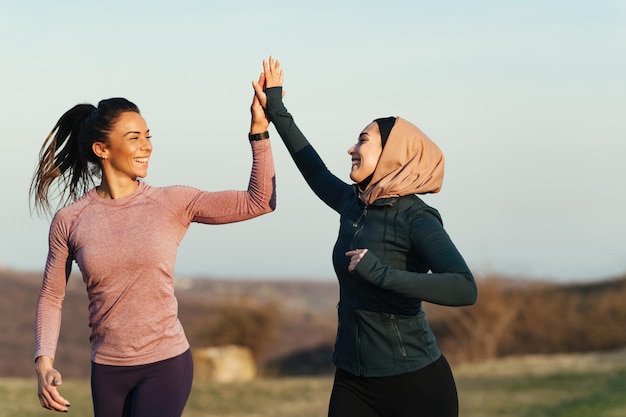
[49,190,96,236]
[140,184,208,215]
[54,190,95,221]
[143,184,204,201]
[397,195,442,223]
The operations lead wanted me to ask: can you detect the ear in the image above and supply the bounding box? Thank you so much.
[92,142,108,160]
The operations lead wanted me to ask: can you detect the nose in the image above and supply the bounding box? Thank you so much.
[141,137,153,152]
[347,144,356,155]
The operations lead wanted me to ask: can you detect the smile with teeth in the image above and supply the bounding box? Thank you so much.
[134,157,149,164]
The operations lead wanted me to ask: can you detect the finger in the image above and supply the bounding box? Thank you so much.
[252,83,267,107]
[252,80,263,95]
[50,392,71,410]
[48,382,70,406]
[38,393,51,409]
[271,56,281,76]
[40,388,70,412]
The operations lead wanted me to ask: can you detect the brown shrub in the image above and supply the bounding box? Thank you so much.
[499,275,626,355]
[429,274,626,365]
[180,297,281,361]
[427,275,524,363]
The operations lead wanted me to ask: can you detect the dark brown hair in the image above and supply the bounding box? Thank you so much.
[30,98,140,215]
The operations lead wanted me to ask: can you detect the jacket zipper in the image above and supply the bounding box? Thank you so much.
[349,206,368,250]
[354,311,363,375]
[389,314,409,369]
[350,205,367,375]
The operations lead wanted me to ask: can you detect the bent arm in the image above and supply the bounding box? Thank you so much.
[354,212,477,306]
[188,139,276,224]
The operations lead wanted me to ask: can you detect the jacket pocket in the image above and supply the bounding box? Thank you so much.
[353,309,439,374]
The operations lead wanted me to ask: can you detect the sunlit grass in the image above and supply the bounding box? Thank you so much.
[3,351,626,417]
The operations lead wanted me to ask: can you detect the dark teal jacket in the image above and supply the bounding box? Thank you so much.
[266,87,477,377]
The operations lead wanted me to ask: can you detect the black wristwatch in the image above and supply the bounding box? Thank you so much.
[248,131,270,141]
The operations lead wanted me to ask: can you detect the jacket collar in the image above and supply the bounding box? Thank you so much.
[352,184,398,207]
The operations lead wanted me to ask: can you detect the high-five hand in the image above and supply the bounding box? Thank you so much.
[250,72,269,133]
[263,56,284,88]
[252,56,285,109]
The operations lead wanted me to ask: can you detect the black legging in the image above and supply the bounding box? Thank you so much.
[328,355,458,417]
[91,349,193,417]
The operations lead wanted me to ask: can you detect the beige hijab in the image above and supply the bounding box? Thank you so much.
[360,117,444,205]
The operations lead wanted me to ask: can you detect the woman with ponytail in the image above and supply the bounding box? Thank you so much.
[31,77,276,416]
[254,57,476,417]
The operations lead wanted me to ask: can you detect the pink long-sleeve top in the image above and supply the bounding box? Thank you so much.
[35,140,275,366]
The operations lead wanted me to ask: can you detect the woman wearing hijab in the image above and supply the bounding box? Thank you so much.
[253,57,476,417]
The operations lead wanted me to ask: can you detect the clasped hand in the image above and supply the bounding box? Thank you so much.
[346,249,368,273]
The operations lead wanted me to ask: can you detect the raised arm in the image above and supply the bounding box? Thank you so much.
[182,75,277,224]
[253,56,351,211]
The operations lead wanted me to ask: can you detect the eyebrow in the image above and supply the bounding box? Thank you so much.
[124,129,150,137]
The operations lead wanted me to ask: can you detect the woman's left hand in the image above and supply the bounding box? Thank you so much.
[345,249,368,273]
[250,72,270,133]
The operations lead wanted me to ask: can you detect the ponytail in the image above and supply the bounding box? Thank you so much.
[30,97,140,215]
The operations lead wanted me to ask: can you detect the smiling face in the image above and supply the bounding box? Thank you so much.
[95,111,152,181]
[347,122,383,184]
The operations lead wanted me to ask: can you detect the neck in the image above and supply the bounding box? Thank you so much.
[97,178,139,200]
[358,173,374,191]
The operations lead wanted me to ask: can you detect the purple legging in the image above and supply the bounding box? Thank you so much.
[91,349,193,417]
[328,355,459,417]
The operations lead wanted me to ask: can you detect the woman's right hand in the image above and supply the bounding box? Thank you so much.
[250,72,270,134]
[35,355,70,412]
[252,56,284,110]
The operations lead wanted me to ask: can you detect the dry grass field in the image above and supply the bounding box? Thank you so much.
[2,349,626,417]
[3,268,626,416]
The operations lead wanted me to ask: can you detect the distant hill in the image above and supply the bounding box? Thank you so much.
[0,268,339,378]
[2,267,625,378]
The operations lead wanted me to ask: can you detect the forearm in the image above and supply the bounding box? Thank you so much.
[355,253,476,306]
[34,285,64,360]
[265,87,311,155]
[34,242,70,361]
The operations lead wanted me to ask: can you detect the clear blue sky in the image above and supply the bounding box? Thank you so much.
[1,0,625,282]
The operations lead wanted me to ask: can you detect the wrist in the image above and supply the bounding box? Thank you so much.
[248,131,270,141]
[249,123,269,135]
[35,355,53,367]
